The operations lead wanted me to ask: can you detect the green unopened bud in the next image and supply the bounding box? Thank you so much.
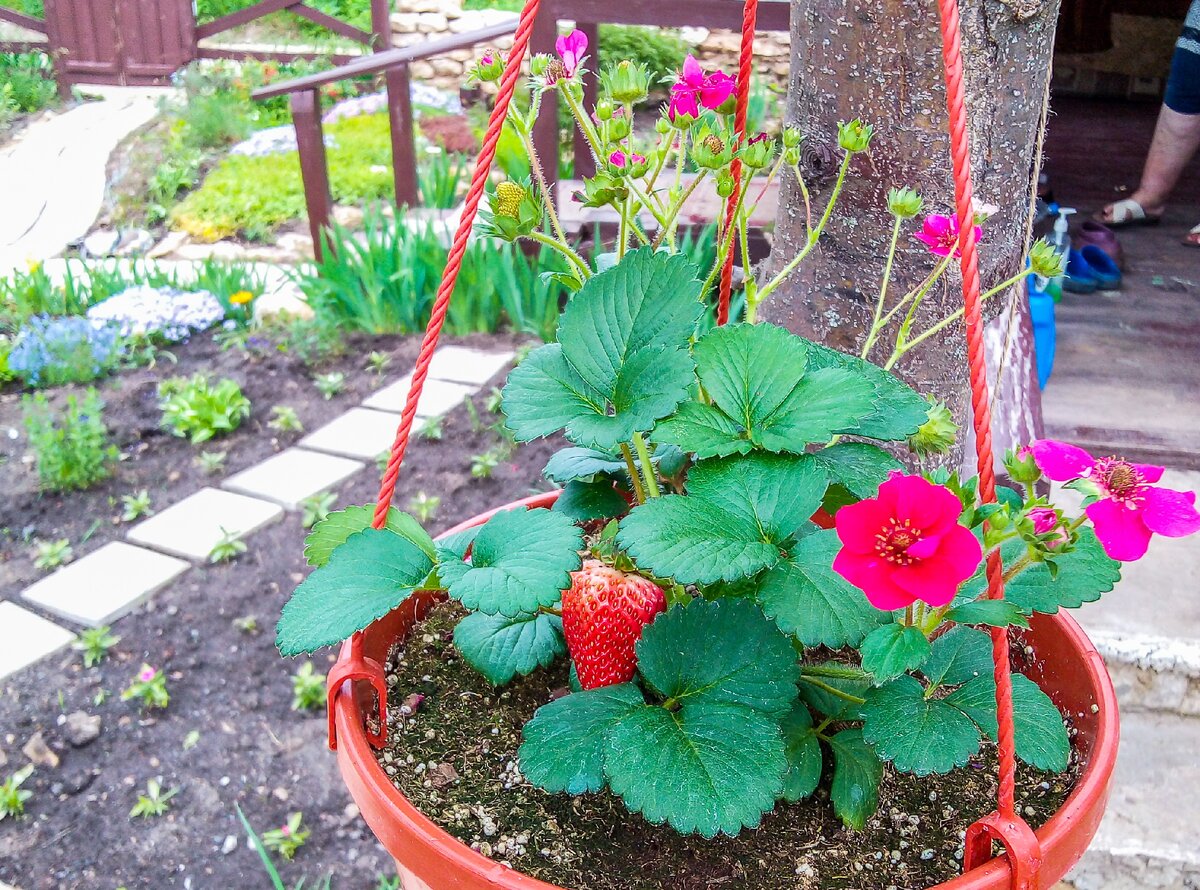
[529,54,551,77]
[1003,446,1042,485]
[469,51,505,83]
[654,117,671,135]
[595,99,614,122]
[837,118,874,153]
[715,170,736,198]
[692,129,733,170]
[601,60,650,105]
[782,126,802,148]
[1028,238,1067,279]
[907,397,957,458]
[783,145,801,165]
[887,186,923,219]
[739,134,776,170]
[574,172,626,208]
[607,115,631,142]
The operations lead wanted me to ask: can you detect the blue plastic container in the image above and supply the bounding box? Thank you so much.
[1028,275,1056,389]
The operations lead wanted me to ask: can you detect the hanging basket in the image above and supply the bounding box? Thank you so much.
[329,492,1119,890]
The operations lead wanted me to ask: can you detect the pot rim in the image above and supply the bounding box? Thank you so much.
[332,491,1119,890]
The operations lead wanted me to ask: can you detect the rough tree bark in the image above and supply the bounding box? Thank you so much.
[761,0,1060,468]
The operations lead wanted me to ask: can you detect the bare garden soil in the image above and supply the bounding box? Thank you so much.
[379,604,1080,890]
[0,328,559,889]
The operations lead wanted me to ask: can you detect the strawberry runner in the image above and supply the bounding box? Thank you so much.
[323,0,1043,884]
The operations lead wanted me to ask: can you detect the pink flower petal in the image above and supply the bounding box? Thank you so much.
[1141,487,1200,538]
[1030,439,1095,482]
[890,560,961,607]
[1135,463,1165,484]
[1086,498,1152,561]
[937,524,985,580]
[699,70,736,110]
[833,551,914,610]
[888,473,962,533]
[668,86,699,121]
[681,54,704,88]
[835,497,896,553]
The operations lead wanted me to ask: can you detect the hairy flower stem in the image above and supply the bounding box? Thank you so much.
[525,231,592,280]
[517,125,570,250]
[699,176,755,307]
[801,664,871,681]
[620,443,647,504]
[861,215,905,359]
[632,431,660,498]
[755,151,854,307]
[800,675,866,705]
[651,171,709,250]
[789,163,813,232]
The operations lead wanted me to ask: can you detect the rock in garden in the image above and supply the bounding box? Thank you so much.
[82,228,121,257]
[113,228,154,257]
[63,711,101,748]
[22,731,59,768]
[253,285,314,323]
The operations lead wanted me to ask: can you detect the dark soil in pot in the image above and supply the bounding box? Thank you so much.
[376,604,1083,890]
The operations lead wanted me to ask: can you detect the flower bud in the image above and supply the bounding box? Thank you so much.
[654,117,671,135]
[783,145,801,166]
[887,186,923,219]
[595,99,614,122]
[692,129,733,170]
[607,115,631,142]
[529,54,551,77]
[573,172,626,208]
[907,397,957,458]
[837,118,874,153]
[782,126,802,148]
[602,60,650,105]
[480,180,542,241]
[1028,238,1067,279]
[1004,446,1042,485]
[739,133,776,170]
[715,170,736,198]
[469,51,505,83]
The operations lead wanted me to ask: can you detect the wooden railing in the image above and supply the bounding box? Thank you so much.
[252,20,519,258]
[0,4,49,53]
[196,0,392,64]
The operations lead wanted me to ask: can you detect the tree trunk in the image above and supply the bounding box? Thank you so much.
[762,0,1060,469]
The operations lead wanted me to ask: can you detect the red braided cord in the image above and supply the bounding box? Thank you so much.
[716,0,760,326]
[934,0,1019,817]
[370,0,542,531]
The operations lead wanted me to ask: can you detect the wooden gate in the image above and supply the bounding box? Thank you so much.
[45,0,194,86]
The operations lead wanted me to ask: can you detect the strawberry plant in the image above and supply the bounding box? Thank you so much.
[276,33,1200,841]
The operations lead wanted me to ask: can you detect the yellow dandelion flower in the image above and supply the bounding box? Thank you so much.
[230,290,255,306]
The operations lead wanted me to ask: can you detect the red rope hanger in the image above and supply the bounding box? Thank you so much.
[327,0,1041,884]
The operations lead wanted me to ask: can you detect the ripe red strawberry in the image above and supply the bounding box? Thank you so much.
[561,560,667,690]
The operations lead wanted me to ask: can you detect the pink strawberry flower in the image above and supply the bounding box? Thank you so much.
[1027,506,1058,535]
[608,150,645,168]
[833,473,983,610]
[555,29,587,78]
[700,69,736,111]
[139,666,156,682]
[1030,440,1200,561]
[668,55,736,121]
[914,213,982,258]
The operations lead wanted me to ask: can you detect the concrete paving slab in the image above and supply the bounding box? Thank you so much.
[362,373,476,416]
[21,542,189,627]
[425,346,514,386]
[222,448,364,509]
[300,407,405,461]
[0,602,74,681]
[127,487,283,561]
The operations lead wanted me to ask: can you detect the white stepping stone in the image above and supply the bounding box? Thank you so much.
[362,373,477,416]
[222,448,364,509]
[0,602,75,681]
[300,407,406,461]
[127,487,283,561]
[21,542,189,627]
[426,346,514,386]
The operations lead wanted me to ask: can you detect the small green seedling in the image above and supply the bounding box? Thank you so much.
[366,351,391,376]
[209,528,247,563]
[0,766,34,821]
[300,491,337,530]
[129,777,177,819]
[291,662,325,712]
[120,490,153,522]
[182,730,201,751]
[233,615,259,634]
[92,689,109,706]
[33,538,72,570]
[72,625,120,668]
[470,449,502,479]
[408,492,441,524]
[197,450,227,475]
[419,416,444,440]
[313,372,346,400]
[484,387,503,414]
[374,451,390,474]
[261,811,310,860]
[121,664,169,710]
[268,405,304,433]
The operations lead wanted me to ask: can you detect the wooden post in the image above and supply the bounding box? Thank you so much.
[387,63,419,208]
[531,3,560,207]
[291,89,333,261]
[370,0,392,52]
[573,21,599,179]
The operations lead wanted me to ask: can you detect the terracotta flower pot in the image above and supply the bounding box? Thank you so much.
[331,492,1119,890]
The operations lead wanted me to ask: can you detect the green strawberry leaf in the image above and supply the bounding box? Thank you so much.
[437,526,480,561]
[519,684,645,794]
[757,528,888,648]
[862,675,982,775]
[437,507,583,617]
[922,626,994,688]
[860,623,933,684]
[781,701,823,802]
[552,479,629,522]
[603,701,788,837]
[799,661,872,721]
[304,504,436,566]
[618,452,827,585]
[946,599,1031,629]
[810,442,904,499]
[945,674,1069,771]
[278,529,435,656]
[636,598,800,718]
[453,611,566,686]
[828,728,884,829]
[543,446,627,484]
[655,324,876,457]
[804,341,928,441]
[943,675,1000,737]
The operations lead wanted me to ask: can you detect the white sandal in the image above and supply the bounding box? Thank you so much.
[1184,223,1200,249]
[1098,198,1162,228]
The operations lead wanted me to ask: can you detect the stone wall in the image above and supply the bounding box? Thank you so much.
[390,0,791,92]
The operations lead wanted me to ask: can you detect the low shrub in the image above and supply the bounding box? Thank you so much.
[0,51,57,126]
[7,316,121,387]
[158,374,251,443]
[23,389,118,491]
[85,287,226,343]
[597,25,687,87]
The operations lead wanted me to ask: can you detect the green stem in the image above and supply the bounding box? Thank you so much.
[651,171,708,250]
[800,676,866,705]
[632,431,660,498]
[518,127,569,250]
[698,174,754,305]
[801,664,871,681]
[525,231,591,280]
[538,605,563,617]
[789,163,813,232]
[620,442,646,504]
[861,215,904,359]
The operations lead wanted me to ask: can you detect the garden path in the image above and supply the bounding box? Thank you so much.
[0,86,167,274]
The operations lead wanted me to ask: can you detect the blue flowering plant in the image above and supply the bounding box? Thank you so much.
[7,315,122,388]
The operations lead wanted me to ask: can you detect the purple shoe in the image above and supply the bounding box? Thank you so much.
[1077,220,1123,270]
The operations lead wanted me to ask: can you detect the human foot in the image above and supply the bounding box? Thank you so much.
[1096,195,1165,227]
